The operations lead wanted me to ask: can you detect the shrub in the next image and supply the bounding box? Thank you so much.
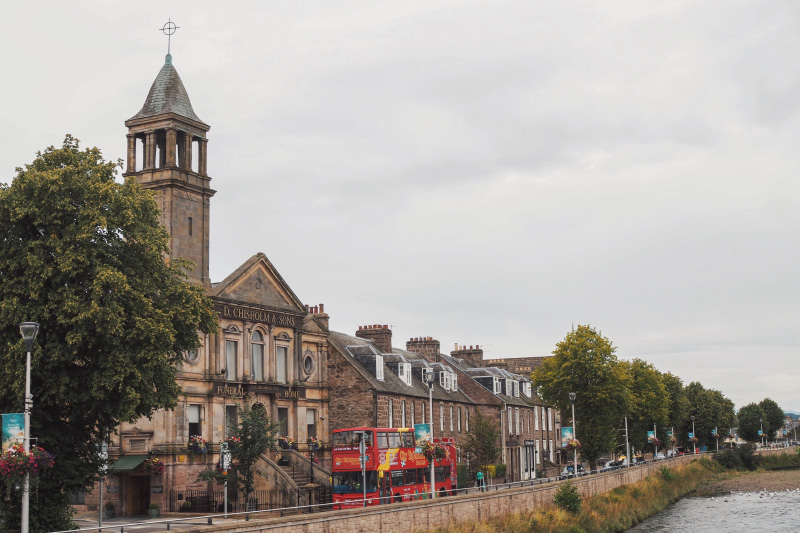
[456,464,469,489]
[554,481,582,514]
[104,501,115,510]
[658,466,674,481]
[494,464,507,477]
[736,443,760,470]
[714,450,743,469]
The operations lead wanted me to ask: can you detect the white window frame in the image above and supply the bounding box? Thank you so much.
[401,400,406,427]
[534,406,539,430]
[466,409,470,432]
[375,354,384,381]
[449,405,454,432]
[276,345,288,384]
[508,407,513,436]
[440,403,444,432]
[458,406,462,432]
[451,372,458,392]
[251,330,265,381]
[515,407,520,435]
[493,377,501,395]
[388,398,393,428]
[439,371,450,391]
[411,401,415,426]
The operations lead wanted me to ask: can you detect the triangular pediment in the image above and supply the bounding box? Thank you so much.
[209,253,306,313]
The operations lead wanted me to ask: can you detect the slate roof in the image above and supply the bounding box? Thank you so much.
[327,331,475,405]
[128,54,207,126]
[440,353,536,408]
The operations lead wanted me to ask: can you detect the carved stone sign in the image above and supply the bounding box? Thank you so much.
[213,382,306,399]
[214,303,301,327]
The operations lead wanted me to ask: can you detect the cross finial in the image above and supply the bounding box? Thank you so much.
[159,18,180,54]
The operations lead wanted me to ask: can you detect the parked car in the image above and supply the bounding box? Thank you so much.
[561,465,587,477]
[654,452,666,460]
[601,460,623,471]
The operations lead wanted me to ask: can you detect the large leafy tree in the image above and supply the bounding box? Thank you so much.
[461,410,500,478]
[622,359,669,453]
[0,137,218,531]
[759,398,784,440]
[683,383,735,449]
[662,372,689,441]
[737,403,766,443]
[532,325,628,468]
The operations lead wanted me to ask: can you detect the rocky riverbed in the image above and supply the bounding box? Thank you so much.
[703,469,800,494]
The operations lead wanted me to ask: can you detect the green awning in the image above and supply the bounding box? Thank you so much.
[109,455,148,472]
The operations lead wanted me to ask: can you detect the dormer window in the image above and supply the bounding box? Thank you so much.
[375,354,384,381]
[523,382,532,397]
[398,362,412,386]
[493,377,501,395]
[439,370,451,391]
[511,380,519,398]
[451,372,458,392]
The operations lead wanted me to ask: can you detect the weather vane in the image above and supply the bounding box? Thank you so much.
[159,18,179,54]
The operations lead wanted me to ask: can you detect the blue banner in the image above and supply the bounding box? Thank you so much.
[2,413,24,452]
[561,427,574,448]
[647,431,655,442]
[413,423,431,453]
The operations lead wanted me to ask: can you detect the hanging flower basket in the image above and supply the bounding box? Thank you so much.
[143,457,164,476]
[188,435,208,455]
[225,436,241,453]
[0,444,54,495]
[690,437,699,444]
[421,441,447,462]
[307,436,320,451]
[278,436,296,450]
[668,436,677,445]
[566,438,581,451]
[649,437,661,447]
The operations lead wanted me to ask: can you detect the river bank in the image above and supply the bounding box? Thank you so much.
[701,468,800,494]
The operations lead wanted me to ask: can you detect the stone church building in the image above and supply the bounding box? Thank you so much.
[93,53,330,516]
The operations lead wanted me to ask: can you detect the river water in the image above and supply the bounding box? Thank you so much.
[629,489,800,532]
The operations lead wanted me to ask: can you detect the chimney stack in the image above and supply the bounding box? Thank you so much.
[406,336,441,363]
[451,344,484,368]
[355,323,392,353]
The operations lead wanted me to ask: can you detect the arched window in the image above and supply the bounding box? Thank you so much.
[252,330,265,381]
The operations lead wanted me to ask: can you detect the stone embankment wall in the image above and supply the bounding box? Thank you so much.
[200,455,696,533]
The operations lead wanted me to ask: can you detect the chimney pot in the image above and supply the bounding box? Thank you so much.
[319,303,324,313]
[384,325,388,329]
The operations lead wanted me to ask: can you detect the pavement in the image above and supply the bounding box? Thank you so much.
[71,509,252,532]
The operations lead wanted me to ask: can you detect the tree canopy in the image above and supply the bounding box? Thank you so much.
[532,325,628,467]
[758,398,784,440]
[622,359,669,453]
[0,137,218,531]
[737,403,766,443]
[683,382,735,449]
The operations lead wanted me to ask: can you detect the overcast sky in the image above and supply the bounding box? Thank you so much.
[2,1,798,414]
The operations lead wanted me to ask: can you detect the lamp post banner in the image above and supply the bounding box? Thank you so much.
[2,413,24,452]
[560,427,574,448]
[647,431,655,442]
[414,424,431,453]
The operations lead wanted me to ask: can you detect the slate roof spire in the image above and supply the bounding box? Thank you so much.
[128,54,206,126]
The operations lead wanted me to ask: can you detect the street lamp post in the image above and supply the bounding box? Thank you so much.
[423,369,436,499]
[760,418,764,447]
[691,416,696,455]
[568,392,577,477]
[19,322,40,533]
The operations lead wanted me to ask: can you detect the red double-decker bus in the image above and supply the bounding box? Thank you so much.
[331,427,457,508]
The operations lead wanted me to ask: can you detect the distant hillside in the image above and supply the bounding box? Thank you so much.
[785,411,799,419]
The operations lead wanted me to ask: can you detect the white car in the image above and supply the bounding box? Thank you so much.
[561,465,587,477]
[654,452,666,460]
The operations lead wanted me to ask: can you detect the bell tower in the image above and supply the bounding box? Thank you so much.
[123,53,215,287]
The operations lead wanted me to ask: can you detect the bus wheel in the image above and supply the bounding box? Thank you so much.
[394,494,402,503]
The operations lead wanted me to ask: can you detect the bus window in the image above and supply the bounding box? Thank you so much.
[435,465,450,483]
[405,468,417,485]
[377,432,389,449]
[333,430,374,447]
[401,432,415,448]
[422,468,431,483]
[332,471,377,494]
[391,470,404,487]
[357,431,374,447]
[387,433,401,448]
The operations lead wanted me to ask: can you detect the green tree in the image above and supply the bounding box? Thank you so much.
[662,372,689,447]
[737,403,766,443]
[198,403,279,504]
[532,325,628,468]
[622,359,669,453]
[461,410,500,479]
[0,137,218,531]
[759,398,784,440]
[684,383,735,449]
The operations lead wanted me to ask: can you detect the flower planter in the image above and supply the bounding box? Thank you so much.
[149,507,159,518]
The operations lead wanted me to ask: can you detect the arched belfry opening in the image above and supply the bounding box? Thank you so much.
[123,53,215,288]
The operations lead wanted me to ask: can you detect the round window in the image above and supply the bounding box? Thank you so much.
[303,353,314,375]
